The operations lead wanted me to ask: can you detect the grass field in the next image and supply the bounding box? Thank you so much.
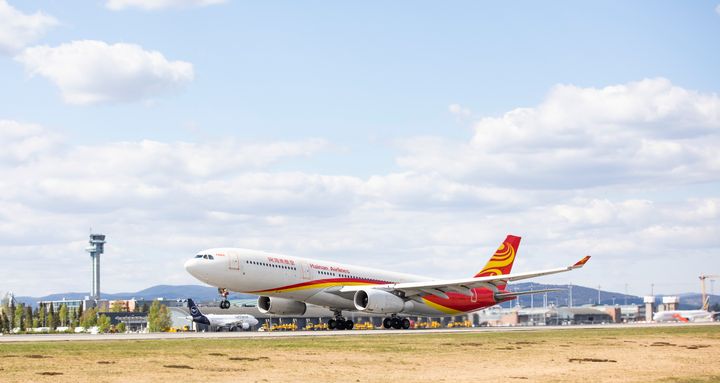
[1,326,719,383]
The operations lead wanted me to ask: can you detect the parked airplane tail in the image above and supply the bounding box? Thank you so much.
[187,298,210,325]
[474,235,521,278]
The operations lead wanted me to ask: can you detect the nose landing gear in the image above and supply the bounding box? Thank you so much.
[218,288,230,309]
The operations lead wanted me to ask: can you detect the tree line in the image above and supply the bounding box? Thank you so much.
[0,300,172,334]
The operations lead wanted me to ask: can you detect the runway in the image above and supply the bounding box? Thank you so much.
[1,321,717,343]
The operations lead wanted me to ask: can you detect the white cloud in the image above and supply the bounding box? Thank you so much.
[106,0,227,11]
[448,103,471,118]
[15,40,194,105]
[0,120,61,163]
[716,4,720,16]
[0,130,330,214]
[398,78,720,188]
[0,0,57,55]
[3,79,719,296]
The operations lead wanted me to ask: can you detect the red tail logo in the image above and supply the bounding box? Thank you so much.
[474,235,521,277]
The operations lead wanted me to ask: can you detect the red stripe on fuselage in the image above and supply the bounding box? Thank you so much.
[249,277,513,316]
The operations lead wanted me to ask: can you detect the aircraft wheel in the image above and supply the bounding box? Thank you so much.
[401,318,411,330]
[383,317,392,329]
[328,319,337,330]
[344,320,354,330]
[391,317,402,329]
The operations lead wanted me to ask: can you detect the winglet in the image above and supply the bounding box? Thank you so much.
[571,255,591,269]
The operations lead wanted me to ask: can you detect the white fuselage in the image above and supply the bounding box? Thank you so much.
[202,313,259,329]
[653,310,715,322]
[184,248,464,317]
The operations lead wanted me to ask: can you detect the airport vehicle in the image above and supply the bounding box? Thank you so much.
[185,235,591,330]
[653,310,716,323]
[187,298,259,331]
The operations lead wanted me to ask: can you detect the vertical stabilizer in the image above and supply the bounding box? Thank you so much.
[187,298,210,325]
[474,235,521,278]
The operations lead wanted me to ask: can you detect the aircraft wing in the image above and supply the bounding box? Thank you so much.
[339,256,590,299]
[494,288,565,300]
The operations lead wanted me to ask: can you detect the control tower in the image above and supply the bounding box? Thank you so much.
[86,234,106,300]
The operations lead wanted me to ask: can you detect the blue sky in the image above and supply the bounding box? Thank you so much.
[1,1,719,298]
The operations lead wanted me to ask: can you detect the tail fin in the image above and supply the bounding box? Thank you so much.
[474,235,521,278]
[187,298,210,325]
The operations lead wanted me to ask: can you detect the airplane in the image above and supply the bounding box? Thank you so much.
[184,235,591,330]
[653,310,716,323]
[187,298,259,331]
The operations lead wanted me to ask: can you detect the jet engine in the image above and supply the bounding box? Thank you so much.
[353,289,413,314]
[240,322,251,331]
[257,296,307,315]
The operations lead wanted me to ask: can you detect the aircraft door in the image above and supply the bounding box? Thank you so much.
[471,288,478,303]
[300,261,311,280]
[229,253,240,271]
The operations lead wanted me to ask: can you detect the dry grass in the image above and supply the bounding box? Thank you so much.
[1,326,719,383]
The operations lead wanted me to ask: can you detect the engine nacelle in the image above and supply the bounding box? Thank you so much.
[240,322,250,331]
[257,296,307,315]
[354,289,412,314]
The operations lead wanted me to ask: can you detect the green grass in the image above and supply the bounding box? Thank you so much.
[1,325,718,355]
[2,326,719,383]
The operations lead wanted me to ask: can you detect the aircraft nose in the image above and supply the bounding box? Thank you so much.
[184,258,198,276]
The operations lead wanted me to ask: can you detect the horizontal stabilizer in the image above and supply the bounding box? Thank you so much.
[495,288,564,300]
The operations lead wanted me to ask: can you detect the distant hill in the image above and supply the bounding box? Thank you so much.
[506,282,643,308]
[15,285,255,307]
[13,283,720,310]
[506,282,719,310]
[674,293,720,310]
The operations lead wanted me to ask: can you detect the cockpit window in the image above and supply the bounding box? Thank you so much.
[195,254,214,260]
[207,254,214,260]
[195,254,203,258]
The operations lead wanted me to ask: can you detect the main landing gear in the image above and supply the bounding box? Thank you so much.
[218,288,231,309]
[327,310,354,330]
[383,315,410,330]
